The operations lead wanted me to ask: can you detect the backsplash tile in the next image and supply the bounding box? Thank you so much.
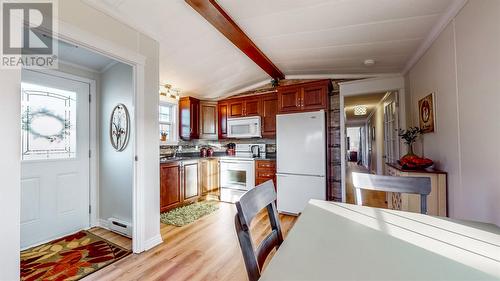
[160,138,276,156]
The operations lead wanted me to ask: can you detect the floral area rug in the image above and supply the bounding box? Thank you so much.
[160,201,219,227]
[21,230,131,281]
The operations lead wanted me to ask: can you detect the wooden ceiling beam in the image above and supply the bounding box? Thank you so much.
[185,0,285,80]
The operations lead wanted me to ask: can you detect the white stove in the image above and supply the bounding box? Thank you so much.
[219,144,265,203]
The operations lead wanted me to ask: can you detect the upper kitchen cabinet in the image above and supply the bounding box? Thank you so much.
[244,97,261,116]
[199,101,218,140]
[277,80,331,113]
[218,101,228,139]
[302,82,329,111]
[277,86,301,113]
[261,94,278,138]
[228,99,244,118]
[179,96,200,140]
[228,97,261,118]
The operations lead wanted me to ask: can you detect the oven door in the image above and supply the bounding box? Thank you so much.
[219,160,255,191]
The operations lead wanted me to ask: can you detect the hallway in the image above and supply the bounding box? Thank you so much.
[345,162,387,208]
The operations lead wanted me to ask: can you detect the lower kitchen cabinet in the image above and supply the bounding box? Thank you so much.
[183,161,199,201]
[255,159,277,187]
[160,162,182,213]
[160,160,201,212]
[200,158,219,197]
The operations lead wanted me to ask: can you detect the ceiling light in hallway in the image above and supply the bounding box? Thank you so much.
[353,105,367,116]
[364,59,375,66]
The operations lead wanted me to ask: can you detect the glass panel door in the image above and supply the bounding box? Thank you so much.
[21,83,77,160]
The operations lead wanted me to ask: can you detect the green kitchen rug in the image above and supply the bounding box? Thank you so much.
[160,201,219,227]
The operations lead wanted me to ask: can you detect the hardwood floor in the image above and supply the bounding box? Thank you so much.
[345,162,387,208]
[82,202,297,281]
[88,227,132,251]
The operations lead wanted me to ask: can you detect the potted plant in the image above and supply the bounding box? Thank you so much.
[398,127,421,157]
[398,127,433,169]
[160,130,167,142]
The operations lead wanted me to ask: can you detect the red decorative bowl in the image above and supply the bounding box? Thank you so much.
[399,155,434,170]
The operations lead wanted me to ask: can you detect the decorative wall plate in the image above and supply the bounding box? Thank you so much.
[110,104,130,152]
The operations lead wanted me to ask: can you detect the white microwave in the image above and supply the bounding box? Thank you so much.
[227,116,262,138]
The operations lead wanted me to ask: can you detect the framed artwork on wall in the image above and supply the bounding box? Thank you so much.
[418,93,435,133]
[110,104,130,152]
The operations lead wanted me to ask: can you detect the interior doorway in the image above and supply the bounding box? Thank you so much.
[342,91,398,208]
[339,76,407,204]
[346,127,361,165]
[20,37,135,252]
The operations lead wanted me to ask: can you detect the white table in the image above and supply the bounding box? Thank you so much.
[261,200,500,281]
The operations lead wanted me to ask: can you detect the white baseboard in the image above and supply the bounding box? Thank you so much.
[98,218,110,230]
[144,234,163,251]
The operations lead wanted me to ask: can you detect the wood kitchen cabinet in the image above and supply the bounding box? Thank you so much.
[228,98,261,118]
[199,101,218,140]
[261,94,278,138]
[255,159,277,187]
[228,99,244,118]
[179,96,200,140]
[183,161,199,202]
[302,82,328,111]
[160,162,182,213]
[200,158,219,198]
[216,79,331,139]
[277,80,331,113]
[277,86,302,113]
[160,160,201,212]
[244,97,261,116]
[218,94,276,139]
[218,101,228,139]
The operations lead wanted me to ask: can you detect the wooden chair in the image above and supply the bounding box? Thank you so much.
[351,172,431,214]
[235,180,283,281]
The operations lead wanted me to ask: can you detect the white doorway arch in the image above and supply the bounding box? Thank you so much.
[339,76,407,202]
[49,20,151,254]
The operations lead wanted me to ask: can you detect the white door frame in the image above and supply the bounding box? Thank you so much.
[50,19,147,253]
[339,76,406,203]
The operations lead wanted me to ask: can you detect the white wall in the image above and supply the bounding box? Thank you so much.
[368,99,385,175]
[0,70,21,280]
[100,62,134,224]
[58,0,161,250]
[0,0,160,278]
[406,0,500,225]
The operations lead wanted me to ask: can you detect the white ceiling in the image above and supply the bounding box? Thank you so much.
[84,0,456,99]
[218,0,454,75]
[57,40,116,72]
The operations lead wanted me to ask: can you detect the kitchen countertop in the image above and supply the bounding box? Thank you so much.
[160,153,276,164]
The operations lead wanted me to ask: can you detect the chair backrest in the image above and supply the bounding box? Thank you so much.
[351,172,431,214]
[235,180,283,281]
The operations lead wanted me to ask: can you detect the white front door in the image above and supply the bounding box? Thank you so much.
[21,70,90,249]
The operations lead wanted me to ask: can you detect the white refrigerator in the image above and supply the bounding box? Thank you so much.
[276,110,326,215]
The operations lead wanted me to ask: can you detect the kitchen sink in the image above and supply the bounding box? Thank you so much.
[160,156,185,162]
